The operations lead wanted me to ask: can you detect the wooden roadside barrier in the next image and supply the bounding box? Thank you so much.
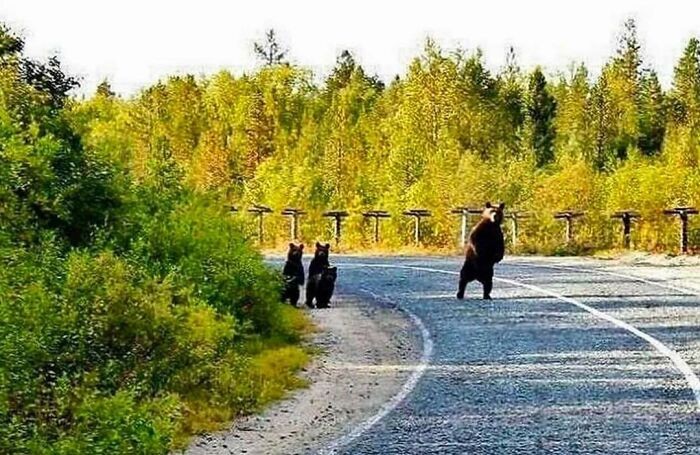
[663,207,698,254]
[233,203,699,254]
[363,210,391,244]
[403,209,432,246]
[281,208,305,242]
[611,211,640,249]
[323,211,350,246]
[507,211,530,248]
[554,211,584,244]
[450,207,482,247]
[248,205,273,245]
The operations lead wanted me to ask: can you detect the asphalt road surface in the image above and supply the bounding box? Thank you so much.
[318,256,700,455]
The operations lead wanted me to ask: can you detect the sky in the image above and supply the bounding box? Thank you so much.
[1,0,699,96]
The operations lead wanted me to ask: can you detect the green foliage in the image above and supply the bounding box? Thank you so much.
[77,19,698,253]
[525,67,557,166]
[0,23,310,454]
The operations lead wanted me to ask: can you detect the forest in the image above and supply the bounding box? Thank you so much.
[72,21,700,253]
[2,15,700,454]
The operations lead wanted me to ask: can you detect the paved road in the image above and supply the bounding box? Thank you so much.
[321,256,700,455]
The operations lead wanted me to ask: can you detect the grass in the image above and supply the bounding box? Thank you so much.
[172,305,315,450]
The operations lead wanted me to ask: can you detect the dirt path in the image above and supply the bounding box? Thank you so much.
[185,295,421,455]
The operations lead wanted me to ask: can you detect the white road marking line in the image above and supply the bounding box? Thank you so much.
[336,263,700,413]
[318,288,433,455]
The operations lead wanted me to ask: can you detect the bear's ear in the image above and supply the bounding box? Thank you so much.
[485,201,492,208]
[289,243,295,249]
[316,242,322,248]
[299,243,304,250]
[325,243,330,249]
[498,202,506,210]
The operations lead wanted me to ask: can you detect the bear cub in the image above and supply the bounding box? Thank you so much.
[312,266,337,309]
[305,242,334,308]
[281,243,305,306]
[457,202,505,300]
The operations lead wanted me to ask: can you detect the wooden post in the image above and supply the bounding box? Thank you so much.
[663,207,698,254]
[362,210,390,243]
[611,211,640,249]
[403,209,432,246]
[281,208,306,242]
[247,205,273,245]
[554,211,584,244]
[323,211,349,246]
[450,208,468,247]
[507,212,530,247]
[450,207,481,247]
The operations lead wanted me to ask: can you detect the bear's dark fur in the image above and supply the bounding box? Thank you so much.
[457,202,505,300]
[305,242,331,308]
[282,243,304,306]
[308,242,330,276]
[310,266,337,309]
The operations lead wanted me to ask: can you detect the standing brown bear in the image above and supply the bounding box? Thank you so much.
[281,243,304,307]
[457,202,505,300]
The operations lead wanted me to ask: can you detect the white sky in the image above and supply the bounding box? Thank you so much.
[1,0,699,96]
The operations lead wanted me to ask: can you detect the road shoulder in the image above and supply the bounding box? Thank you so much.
[185,294,421,455]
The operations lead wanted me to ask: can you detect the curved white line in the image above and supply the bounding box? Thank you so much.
[336,262,700,412]
[318,289,434,455]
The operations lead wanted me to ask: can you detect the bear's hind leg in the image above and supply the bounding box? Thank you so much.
[457,265,475,299]
[290,285,300,307]
[305,280,316,308]
[480,267,494,300]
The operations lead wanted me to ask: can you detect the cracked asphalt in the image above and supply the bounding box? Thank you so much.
[324,256,700,455]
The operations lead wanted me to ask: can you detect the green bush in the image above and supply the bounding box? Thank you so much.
[0,203,309,453]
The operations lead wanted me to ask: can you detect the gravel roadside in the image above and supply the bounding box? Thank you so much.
[185,294,421,455]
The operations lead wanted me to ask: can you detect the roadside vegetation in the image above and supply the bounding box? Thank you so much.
[72,20,700,253]
[0,24,310,453]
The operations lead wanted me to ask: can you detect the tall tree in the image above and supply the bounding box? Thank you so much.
[96,79,116,98]
[589,71,616,170]
[319,53,381,204]
[615,19,642,82]
[525,67,557,166]
[637,69,666,155]
[253,29,288,66]
[666,37,700,166]
[243,87,275,178]
[325,50,384,95]
[606,18,643,158]
[0,24,24,60]
[669,37,700,126]
[454,49,501,156]
[497,46,525,152]
[19,56,79,111]
[553,64,592,161]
